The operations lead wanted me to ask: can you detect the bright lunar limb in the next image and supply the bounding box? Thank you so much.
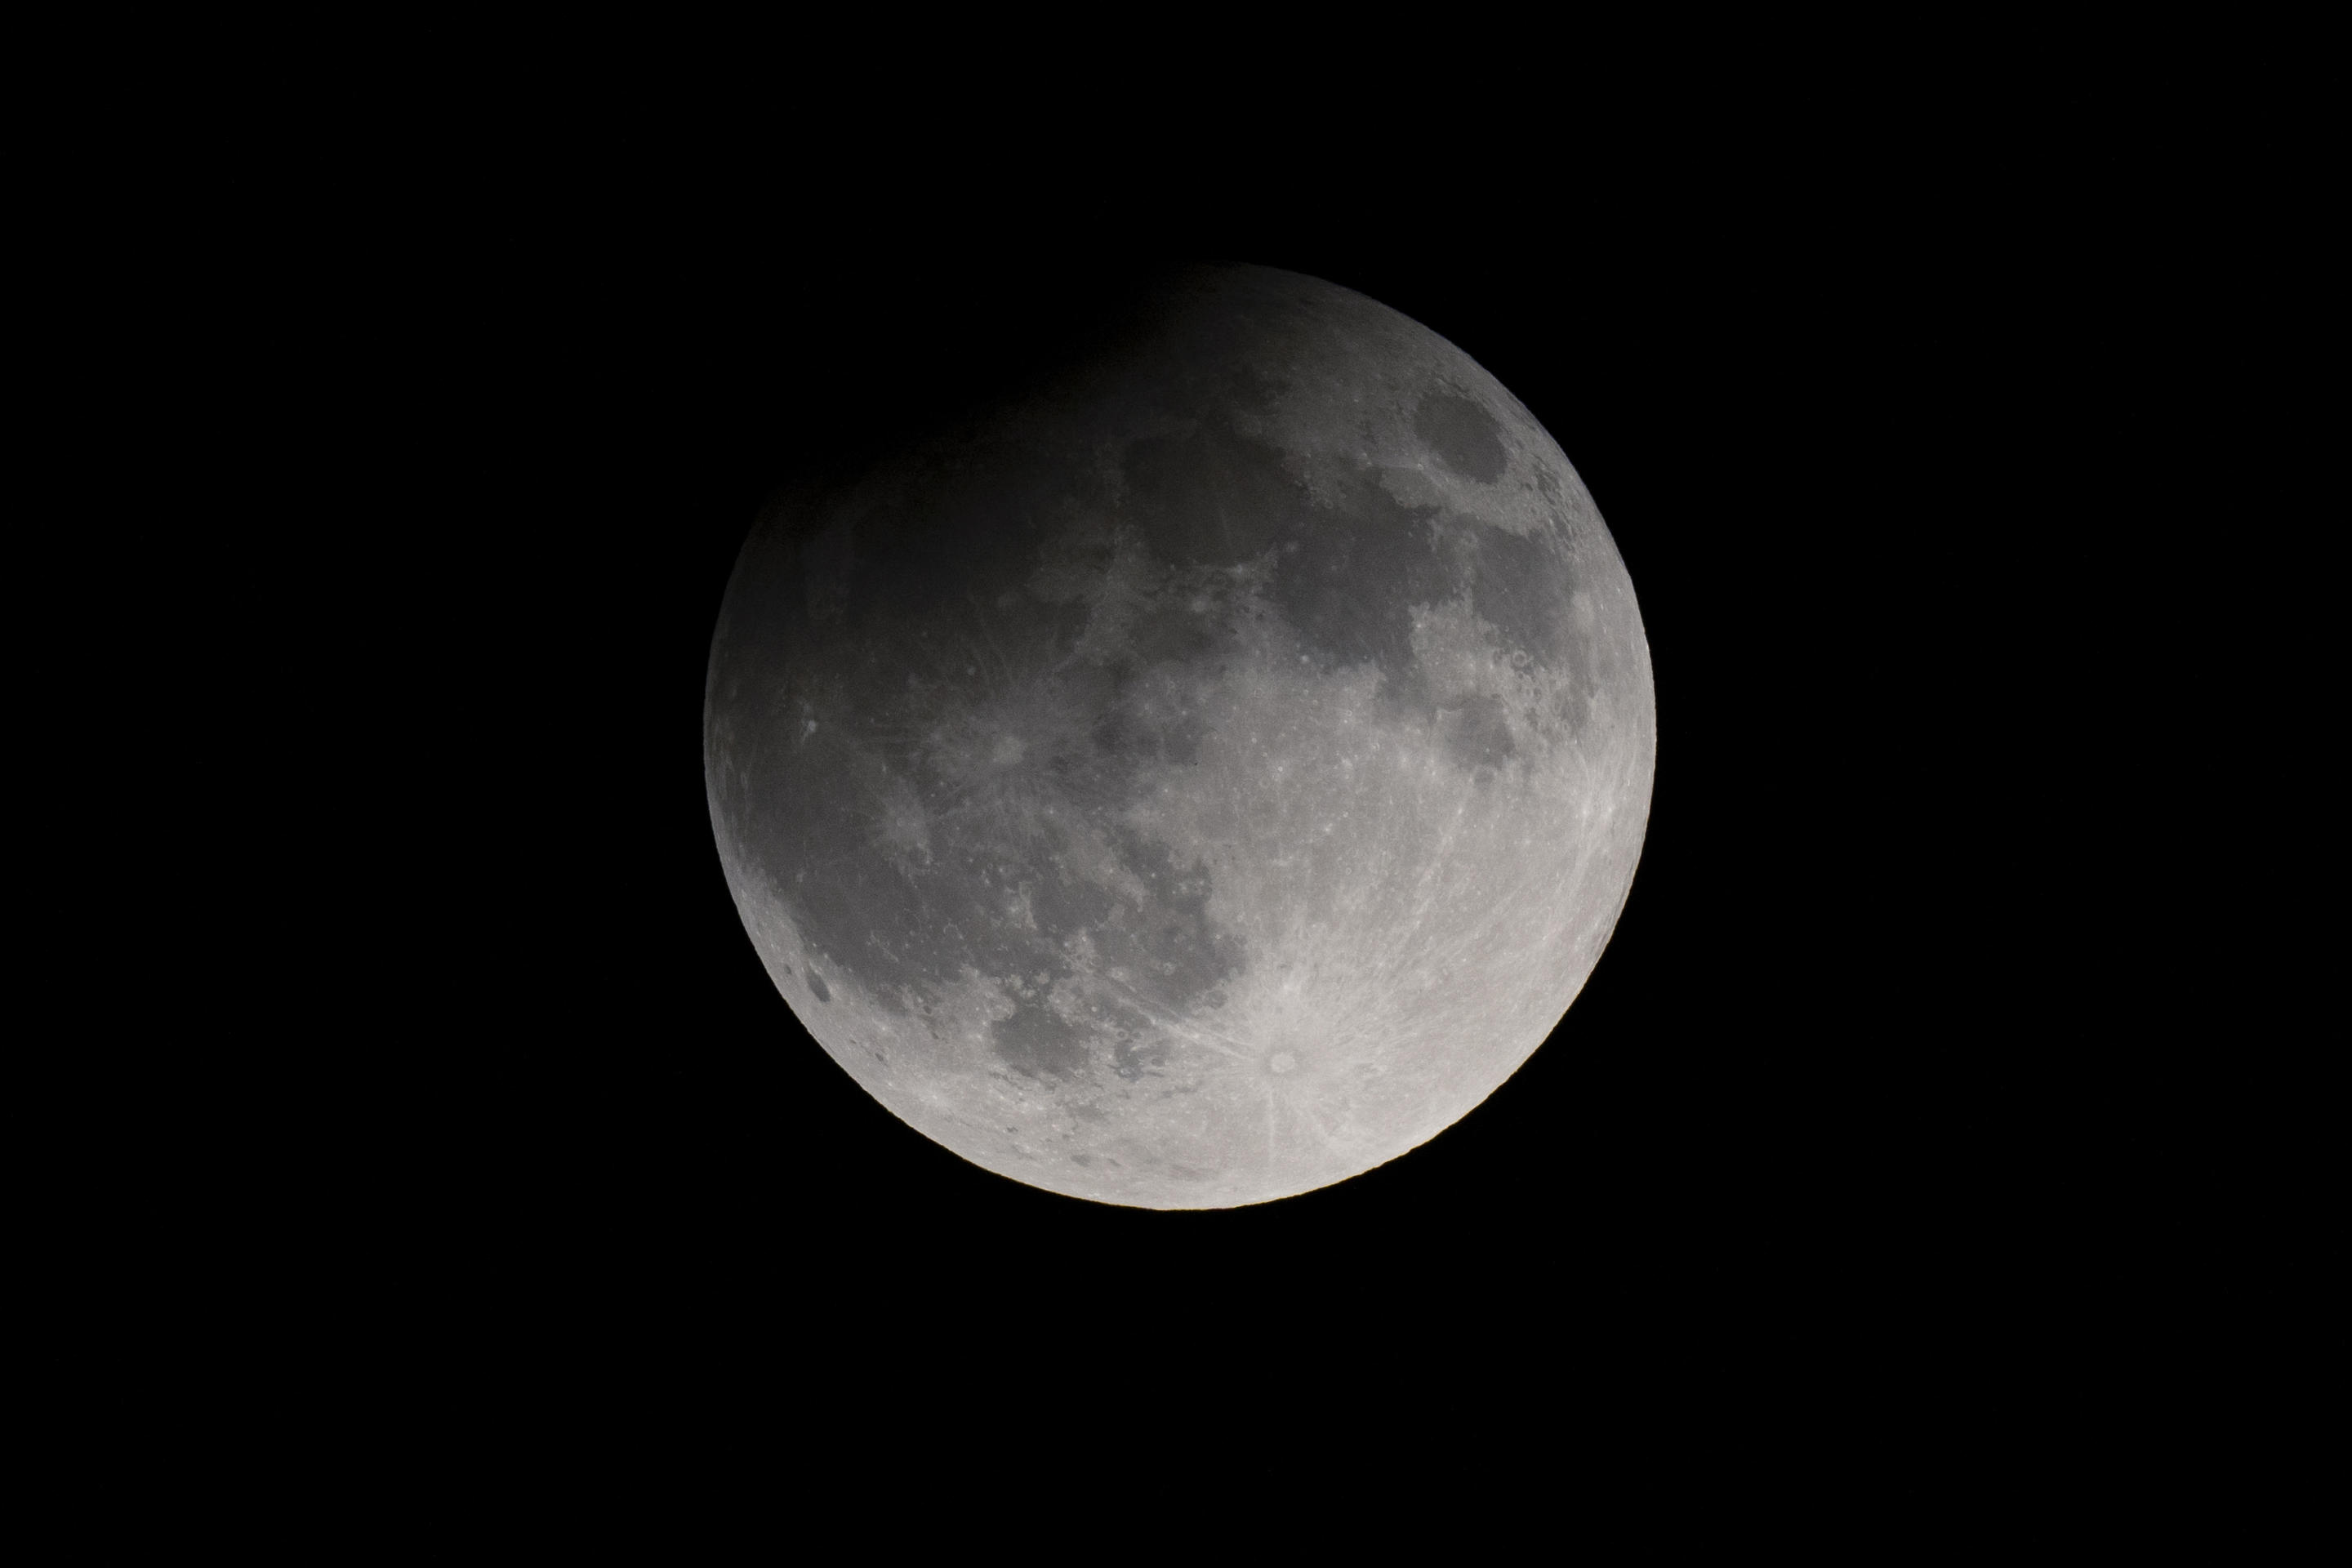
[704,265,1655,1209]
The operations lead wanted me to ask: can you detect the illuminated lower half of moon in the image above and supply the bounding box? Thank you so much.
[703,265,1655,1209]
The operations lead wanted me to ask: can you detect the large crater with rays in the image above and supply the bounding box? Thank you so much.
[704,264,1654,1209]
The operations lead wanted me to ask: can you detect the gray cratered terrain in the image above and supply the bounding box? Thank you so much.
[704,265,1654,1208]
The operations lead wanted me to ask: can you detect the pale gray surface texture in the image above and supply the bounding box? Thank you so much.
[705,265,1654,1208]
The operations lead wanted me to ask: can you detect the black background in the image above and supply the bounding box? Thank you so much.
[266,118,2198,1503]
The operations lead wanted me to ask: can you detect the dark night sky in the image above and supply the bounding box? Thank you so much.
[243,117,2205,1499]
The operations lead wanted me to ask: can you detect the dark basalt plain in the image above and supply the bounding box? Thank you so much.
[705,265,1655,1208]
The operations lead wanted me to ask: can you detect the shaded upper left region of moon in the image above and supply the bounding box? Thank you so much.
[703,265,1654,1209]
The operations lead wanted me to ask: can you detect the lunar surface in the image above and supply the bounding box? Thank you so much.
[704,265,1654,1208]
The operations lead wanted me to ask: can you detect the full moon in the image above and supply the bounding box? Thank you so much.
[704,265,1655,1208]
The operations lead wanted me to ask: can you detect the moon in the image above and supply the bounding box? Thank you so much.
[704,265,1654,1209]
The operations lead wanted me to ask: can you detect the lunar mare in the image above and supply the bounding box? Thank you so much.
[704,265,1655,1209]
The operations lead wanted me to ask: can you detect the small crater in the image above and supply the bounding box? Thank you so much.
[1269,1052,1297,1075]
